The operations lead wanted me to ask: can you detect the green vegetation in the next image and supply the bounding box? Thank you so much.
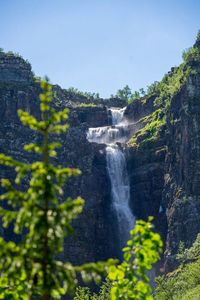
[74,279,111,300]
[7,50,15,56]
[0,49,31,69]
[128,109,165,147]
[128,31,200,148]
[128,64,190,147]
[116,85,132,102]
[109,217,162,300]
[0,79,115,299]
[74,217,163,300]
[146,81,160,96]
[156,234,200,300]
[197,29,200,41]
[66,87,100,101]
[77,103,97,107]
[0,90,163,298]
[182,47,200,64]
[115,83,163,105]
[115,85,147,104]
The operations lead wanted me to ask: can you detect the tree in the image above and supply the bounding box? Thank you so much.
[0,78,115,299]
[129,91,140,101]
[195,30,200,47]
[108,217,163,300]
[116,85,132,102]
[74,279,111,300]
[156,233,200,300]
[139,88,146,96]
[73,218,163,300]
[146,81,160,95]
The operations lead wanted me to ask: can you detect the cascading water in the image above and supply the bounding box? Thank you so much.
[108,107,126,125]
[87,124,130,144]
[87,107,135,248]
[106,144,134,247]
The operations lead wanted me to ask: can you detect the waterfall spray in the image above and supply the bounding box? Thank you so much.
[87,107,135,247]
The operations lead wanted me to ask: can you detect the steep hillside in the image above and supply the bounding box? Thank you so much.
[0,31,200,277]
[0,51,119,265]
[126,31,200,271]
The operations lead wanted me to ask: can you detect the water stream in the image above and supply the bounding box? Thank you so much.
[87,107,135,248]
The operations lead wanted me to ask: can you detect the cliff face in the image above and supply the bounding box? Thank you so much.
[162,66,200,271]
[125,38,200,272]
[125,97,168,273]
[125,76,200,272]
[0,52,120,265]
[0,41,200,275]
[0,52,33,83]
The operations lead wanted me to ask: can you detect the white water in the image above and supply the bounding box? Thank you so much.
[87,107,135,247]
[106,144,134,246]
[108,107,126,125]
[87,124,130,144]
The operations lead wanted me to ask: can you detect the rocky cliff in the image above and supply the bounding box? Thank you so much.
[0,51,120,266]
[125,34,200,272]
[0,34,200,277]
[162,57,200,271]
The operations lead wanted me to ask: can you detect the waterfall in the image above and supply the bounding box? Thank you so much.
[87,124,130,144]
[106,144,134,246]
[108,107,126,125]
[87,107,135,248]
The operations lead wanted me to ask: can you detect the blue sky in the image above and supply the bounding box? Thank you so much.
[0,0,199,97]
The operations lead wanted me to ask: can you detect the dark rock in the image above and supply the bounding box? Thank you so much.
[1,45,200,280]
[0,53,119,271]
[0,52,34,83]
[162,70,200,272]
[124,95,156,122]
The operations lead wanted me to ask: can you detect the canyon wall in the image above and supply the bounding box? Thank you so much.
[0,43,200,275]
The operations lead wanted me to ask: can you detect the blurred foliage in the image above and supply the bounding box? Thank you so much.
[74,279,111,300]
[115,85,146,104]
[116,85,132,102]
[0,78,116,299]
[77,103,97,107]
[156,233,200,300]
[108,217,162,300]
[74,218,163,300]
[66,87,100,101]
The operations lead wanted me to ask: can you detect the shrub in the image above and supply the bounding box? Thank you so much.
[0,78,115,299]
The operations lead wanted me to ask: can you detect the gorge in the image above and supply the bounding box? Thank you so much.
[0,33,200,284]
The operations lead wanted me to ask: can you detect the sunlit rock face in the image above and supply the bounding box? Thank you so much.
[0,52,34,83]
[0,53,119,266]
[126,44,200,273]
[162,71,200,272]
[1,47,200,280]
